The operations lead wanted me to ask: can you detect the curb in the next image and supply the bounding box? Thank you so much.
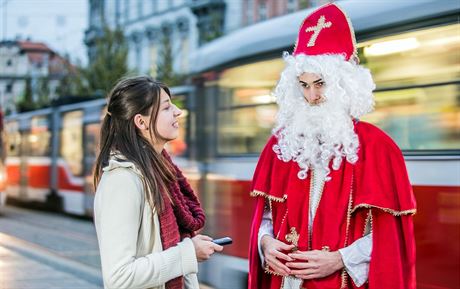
[0,232,103,286]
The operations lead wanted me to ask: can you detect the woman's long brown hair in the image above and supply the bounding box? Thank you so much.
[93,76,175,212]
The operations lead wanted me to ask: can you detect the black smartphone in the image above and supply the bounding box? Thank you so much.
[212,237,233,246]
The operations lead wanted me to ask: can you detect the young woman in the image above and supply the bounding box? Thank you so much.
[93,76,222,289]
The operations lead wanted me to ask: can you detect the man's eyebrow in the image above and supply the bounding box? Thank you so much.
[299,78,323,85]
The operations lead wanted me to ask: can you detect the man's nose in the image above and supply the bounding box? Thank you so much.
[305,88,321,101]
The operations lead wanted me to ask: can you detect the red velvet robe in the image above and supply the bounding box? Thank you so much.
[248,121,416,289]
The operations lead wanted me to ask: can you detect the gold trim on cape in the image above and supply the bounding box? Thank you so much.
[363,209,372,236]
[352,204,416,216]
[250,190,287,202]
[340,169,354,289]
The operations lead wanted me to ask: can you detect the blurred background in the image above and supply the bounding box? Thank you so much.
[0,0,459,288]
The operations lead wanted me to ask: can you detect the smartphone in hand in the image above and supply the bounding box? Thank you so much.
[212,237,233,246]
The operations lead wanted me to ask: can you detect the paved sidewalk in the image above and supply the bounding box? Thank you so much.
[0,232,215,289]
[0,233,102,289]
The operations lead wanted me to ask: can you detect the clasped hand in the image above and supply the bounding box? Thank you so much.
[261,235,344,279]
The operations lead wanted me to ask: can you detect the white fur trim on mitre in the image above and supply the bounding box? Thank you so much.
[275,52,375,119]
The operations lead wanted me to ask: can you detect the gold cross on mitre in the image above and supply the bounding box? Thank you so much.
[285,227,300,251]
[305,15,332,47]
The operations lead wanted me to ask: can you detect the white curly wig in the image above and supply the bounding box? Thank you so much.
[272,52,376,180]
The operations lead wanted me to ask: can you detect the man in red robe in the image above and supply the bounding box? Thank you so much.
[248,3,416,289]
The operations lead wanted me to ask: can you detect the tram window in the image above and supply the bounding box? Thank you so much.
[216,59,282,154]
[28,116,51,156]
[6,121,21,157]
[359,24,459,87]
[84,105,105,163]
[363,84,460,150]
[218,59,284,107]
[359,24,460,150]
[218,104,277,154]
[61,111,83,176]
[212,23,460,154]
[84,122,100,190]
[84,123,100,161]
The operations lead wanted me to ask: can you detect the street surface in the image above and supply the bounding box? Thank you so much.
[0,205,213,289]
[0,205,102,289]
[0,205,101,268]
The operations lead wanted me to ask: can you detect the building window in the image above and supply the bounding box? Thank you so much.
[6,59,12,66]
[124,0,130,22]
[6,83,13,93]
[168,0,173,9]
[180,38,189,72]
[152,0,157,13]
[287,0,297,13]
[258,2,267,21]
[137,0,143,18]
[115,0,121,26]
[176,17,189,36]
[149,45,158,78]
[245,0,254,25]
[135,44,142,71]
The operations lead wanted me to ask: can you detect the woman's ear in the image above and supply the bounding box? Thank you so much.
[133,114,149,130]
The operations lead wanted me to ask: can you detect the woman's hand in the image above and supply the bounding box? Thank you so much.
[191,234,223,262]
[261,235,295,276]
[286,250,344,279]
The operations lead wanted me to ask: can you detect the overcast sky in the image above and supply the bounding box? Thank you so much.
[1,0,88,65]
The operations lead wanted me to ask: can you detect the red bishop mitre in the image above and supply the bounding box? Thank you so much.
[293,3,357,60]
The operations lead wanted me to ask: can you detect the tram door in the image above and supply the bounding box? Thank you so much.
[60,110,84,214]
[16,116,51,202]
[18,121,29,200]
[5,121,23,199]
[82,105,105,216]
[31,116,51,201]
[12,119,31,200]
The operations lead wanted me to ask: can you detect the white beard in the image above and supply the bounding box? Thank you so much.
[273,99,359,180]
[271,53,375,180]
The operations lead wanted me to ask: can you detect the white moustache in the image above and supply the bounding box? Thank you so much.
[274,100,359,179]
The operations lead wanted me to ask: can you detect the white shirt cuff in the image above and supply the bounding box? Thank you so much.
[338,233,372,287]
[257,209,274,266]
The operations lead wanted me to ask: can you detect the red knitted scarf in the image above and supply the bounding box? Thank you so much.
[159,151,206,289]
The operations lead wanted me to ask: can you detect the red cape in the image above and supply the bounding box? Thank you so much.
[248,121,416,289]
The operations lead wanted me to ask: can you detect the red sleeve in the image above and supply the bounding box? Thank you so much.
[248,136,278,289]
[248,195,266,289]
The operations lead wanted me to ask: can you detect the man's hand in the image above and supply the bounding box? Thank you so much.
[286,250,344,279]
[261,235,295,276]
